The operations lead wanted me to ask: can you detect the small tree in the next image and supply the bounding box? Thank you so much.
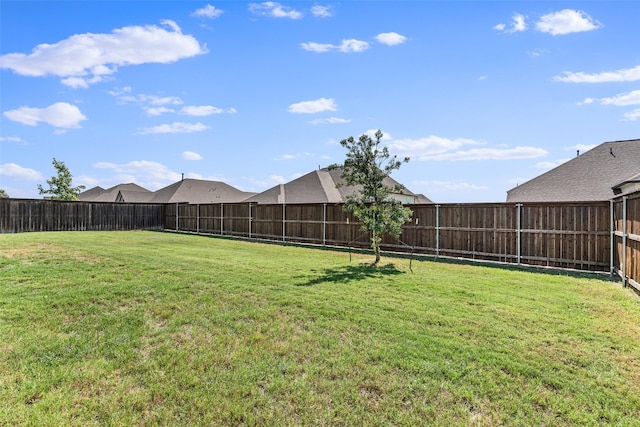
[0,189,8,198]
[37,158,85,201]
[332,130,413,265]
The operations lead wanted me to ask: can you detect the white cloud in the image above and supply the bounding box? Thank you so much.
[138,122,208,135]
[566,144,597,153]
[338,39,369,53]
[554,65,640,83]
[93,160,182,190]
[388,135,547,161]
[388,136,480,159]
[624,109,640,121]
[375,32,407,46]
[0,136,26,144]
[0,163,43,180]
[249,2,302,19]
[0,20,207,88]
[145,107,175,116]
[536,9,602,36]
[428,146,548,161]
[288,97,336,114]
[598,90,640,106]
[577,90,640,120]
[192,4,223,18]
[300,42,334,53]
[311,5,332,18]
[494,13,527,34]
[179,105,225,116]
[301,39,369,53]
[308,117,351,125]
[3,102,87,128]
[182,151,203,160]
[140,94,183,106]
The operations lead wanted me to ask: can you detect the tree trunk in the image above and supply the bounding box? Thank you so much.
[372,230,381,265]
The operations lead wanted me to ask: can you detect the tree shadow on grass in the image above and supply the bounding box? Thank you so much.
[296,263,403,287]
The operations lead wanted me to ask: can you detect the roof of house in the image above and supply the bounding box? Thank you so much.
[613,171,640,189]
[79,183,151,202]
[245,167,433,204]
[79,179,255,204]
[150,178,256,204]
[506,139,640,202]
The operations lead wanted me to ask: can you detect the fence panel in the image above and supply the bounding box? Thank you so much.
[520,202,610,270]
[613,192,640,292]
[0,199,164,233]
[166,201,615,272]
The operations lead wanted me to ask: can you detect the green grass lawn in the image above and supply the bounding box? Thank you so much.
[1,231,639,426]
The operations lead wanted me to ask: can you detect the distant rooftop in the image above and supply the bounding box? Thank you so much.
[245,167,433,204]
[507,139,640,202]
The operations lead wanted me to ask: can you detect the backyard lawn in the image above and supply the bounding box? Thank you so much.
[0,231,639,426]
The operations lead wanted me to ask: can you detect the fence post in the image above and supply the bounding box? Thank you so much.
[622,196,627,287]
[282,204,286,242]
[323,203,327,246]
[435,204,440,258]
[610,199,615,276]
[197,204,200,234]
[516,203,522,266]
[175,202,179,231]
[221,203,224,235]
[249,203,252,239]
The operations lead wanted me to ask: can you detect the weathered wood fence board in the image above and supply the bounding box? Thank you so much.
[612,191,640,292]
[0,199,164,233]
[164,201,612,272]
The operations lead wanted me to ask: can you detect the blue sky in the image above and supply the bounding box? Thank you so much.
[1,1,639,202]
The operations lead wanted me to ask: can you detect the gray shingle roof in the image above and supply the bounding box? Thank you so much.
[150,179,256,204]
[79,179,255,204]
[506,139,640,202]
[79,183,151,202]
[245,167,433,204]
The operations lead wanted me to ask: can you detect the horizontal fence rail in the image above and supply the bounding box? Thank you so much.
[612,191,640,292]
[0,199,165,233]
[165,201,612,272]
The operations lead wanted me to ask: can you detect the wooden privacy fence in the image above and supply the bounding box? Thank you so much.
[0,199,165,233]
[612,190,640,292]
[165,201,611,272]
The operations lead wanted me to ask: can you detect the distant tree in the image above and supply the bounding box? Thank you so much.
[0,189,8,198]
[332,129,413,265]
[37,158,85,201]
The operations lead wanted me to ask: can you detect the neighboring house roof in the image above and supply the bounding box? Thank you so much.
[506,139,640,202]
[79,179,255,204]
[79,183,151,202]
[116,190,155,203]
[245,167,433,204]
[613,172,640,196]
[150,178,256,204]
